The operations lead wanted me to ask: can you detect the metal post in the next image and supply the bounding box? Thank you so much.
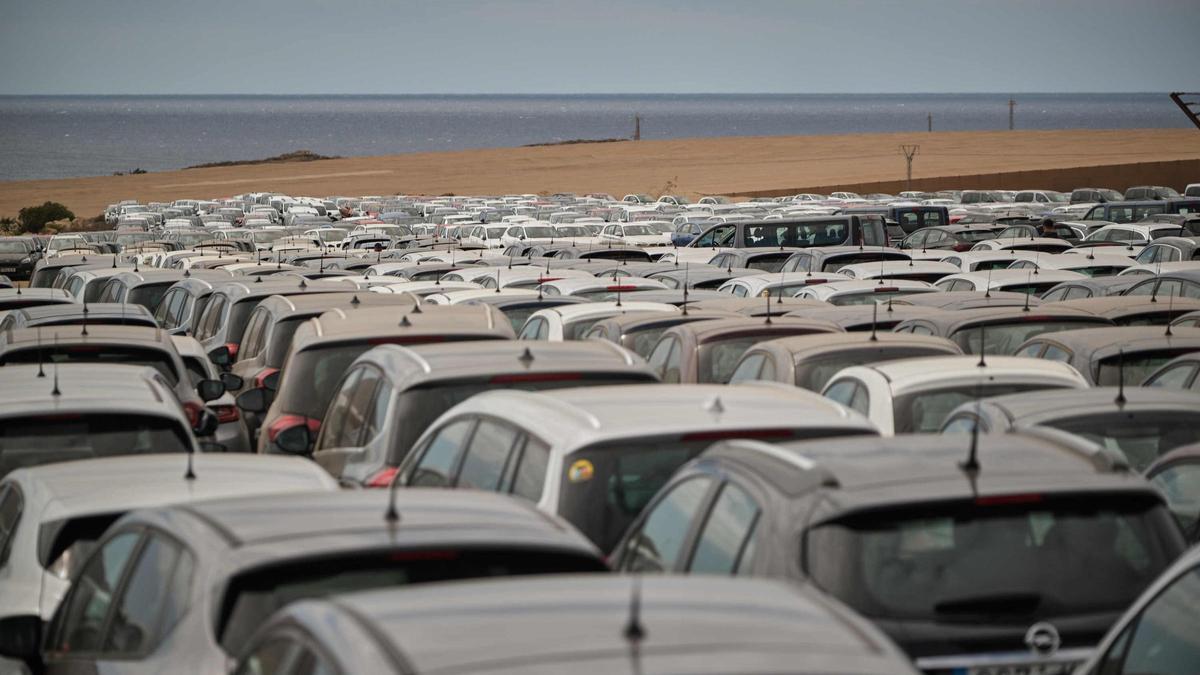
[1009,98,1016,130]
[633,114,641,141]
[900,145,919,192]
[928,113,932,132]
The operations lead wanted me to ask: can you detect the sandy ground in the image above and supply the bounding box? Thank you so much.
[2,129,1199,218]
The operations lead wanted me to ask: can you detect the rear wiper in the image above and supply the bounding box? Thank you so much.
[934,592,1042,616]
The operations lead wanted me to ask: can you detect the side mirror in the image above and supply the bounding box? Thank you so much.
[194,409,219,436]
[220,372,244,391]
[262,370,281,393]
[207,345,231,367]
[196,379,225,402]
[235,387,267,413]
[275,424,312,455]
[0,615,41,662]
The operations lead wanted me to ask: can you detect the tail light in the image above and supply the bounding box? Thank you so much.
[953,242,971,252]
[267,414,321,443]
[213,405,239,424]
[365,466,400,488]
[976,493,1043,506]
[254,367,280,389]
[606,285,638,292]
[680,429,796,442]
[490,372,583,384]
[183,401,203,429]
[225,342,240,360]
[874,286,900,293]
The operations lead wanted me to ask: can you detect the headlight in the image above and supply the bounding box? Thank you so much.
[21,257,31,264]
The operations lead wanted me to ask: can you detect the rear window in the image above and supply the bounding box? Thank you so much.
[743,221,850,248]
[807,494,1182,622]
[1049,412,1200,473]
[1096,350,1198,388]
[951,319,1111,355]
[1,414,189,477]
[128,283,172,313]
[795,347,951,391]
[217,548,605,655]
[698,330,826,383]
[0,346,179,385]
[746,253,792,273]
[894,383,1072,433]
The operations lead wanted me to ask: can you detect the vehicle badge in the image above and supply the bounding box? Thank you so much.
[1024,621,1061,656]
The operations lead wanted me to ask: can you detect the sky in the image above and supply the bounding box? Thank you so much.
[1,0,1198,95]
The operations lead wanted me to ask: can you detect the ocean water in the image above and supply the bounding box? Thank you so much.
[0,93,1188,182]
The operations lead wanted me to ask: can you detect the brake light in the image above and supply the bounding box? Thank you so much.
[213,405,239,424]
[680,429,796,442]
[254,367,280,389]
[490,372,584,384]
[224,342,239,360]
[368,336,446,345]
[804,278,829,285]
[606,285,637,291]
[365,466,400,488]
[267,414,321,442]
[30,413,83,422]
[389,550,460,562]
[873,286,899,293]
[953,243,971,252]
[975,493,1043,506]
[182,401,203,429]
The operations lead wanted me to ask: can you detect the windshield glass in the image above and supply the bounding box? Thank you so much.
[524,226,557,238]
[218,549,604,656]
[821,254,905,273]
[796,348,949,391]
[829,289,931,306]
[894,383,1071,433]
[555,226,590,237]
[316,229,347,241]
[807,494,1180,623]
[1048,412,1200,473]
[952,320,1110,355]
[1096,350,1197,388]
[0,347,178,385]
[621,225,656,236]
[251,231,285,243]
[698,330,820,383]
[0,241,29,254]
[743,221,850,248]
[1,414,189,477]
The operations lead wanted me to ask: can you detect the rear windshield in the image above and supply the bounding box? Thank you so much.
[0,414,189,477]
[743,221,850,248]
[128,283,172,313]
[264,317,308,367]
[1096,350,1198,388]
[0,241,30,253]
[830,290,930,306]
[746,253,792,273]
[218,548,604,655]
[0,346,178,385]
[1049,412,1200,472]
[822,255,906,273]
[807,494,1181,622]
[795,347,950,391]
[959,230,999,243]
[698,330,827,383]
[560,430,864,553]
[894,383,1072,433]
[951,319,1111,355]
[384,374,656,464]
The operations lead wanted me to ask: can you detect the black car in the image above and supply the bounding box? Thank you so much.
[612,431,1186,674]
[0,237,40,282]
[898,224,1005,251]
[690,215,888,250]
[1070,188,1124,204]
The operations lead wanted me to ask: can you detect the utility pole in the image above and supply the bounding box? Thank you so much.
[927,113,932,132]
[1008,98,1016,130]
[900,144,919,192]
[633,114,641,141]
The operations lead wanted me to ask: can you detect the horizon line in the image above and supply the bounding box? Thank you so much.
[0,91,1180,97]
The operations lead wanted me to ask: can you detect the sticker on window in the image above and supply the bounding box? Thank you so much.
[568,459,594,483]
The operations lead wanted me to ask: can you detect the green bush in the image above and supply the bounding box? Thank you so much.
[17,201,74,234]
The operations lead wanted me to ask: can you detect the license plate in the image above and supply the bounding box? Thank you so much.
[0,267,16,272]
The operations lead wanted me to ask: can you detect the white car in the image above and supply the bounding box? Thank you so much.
[935,269,1086,295]
[441,266,594,290]
[938,250,1040,273]
[598,223,671,247]
[718,272,849,298]
[500,224,561,248]
[1078,223,1183,256]
[0,454,335,628]
[537,276,668,300]
[835,260,960,284]
[462,224,511,249]
[970,237,1074,253]
[1006,252,1133,276]
[793,279,939,306]
[822,355,1089,435]
[519,301,679,341]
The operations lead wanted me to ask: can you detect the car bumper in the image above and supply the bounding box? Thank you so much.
[914,647,1093,675]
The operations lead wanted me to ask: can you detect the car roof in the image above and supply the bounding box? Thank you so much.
[0,363,182,417]
[663,316,843,341]
[0,288,75,303]
[293,575,913,675]
[449,383,876,450]
[965,387,1200,427]
[1026,326,1200,355]
[6,454,337,525]
[354,340,654,390]
[753,331,963,362]
[253,291,415,319]
[167,489,596,552]
[532,301,680,322]
[291,304,514,351]
[0,323,173,350]
[833,355,1088,392]
[1043,296,1200,318]
[898,305,1113,332]
[707,430,1155,517]
[896,290,1041,310]
[7,302,153,321]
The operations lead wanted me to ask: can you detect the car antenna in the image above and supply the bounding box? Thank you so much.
[615,283,623,308]
[623,576,647,644]
[384,469,402,526]
[1150,261,1161,303]
[763,289,773,324]
[1022,281,1032,313]
[35,326,45,377]
[1115,347,1127,407]
[959,374,984,484]
[1165,287,1175,337]
[681,264,690,315]
[80,302,89,336]
[977,323,987,367]
[350,294,361,307]
[983,263,993,298]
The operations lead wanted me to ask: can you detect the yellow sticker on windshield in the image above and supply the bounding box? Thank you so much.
[568,459,594,483]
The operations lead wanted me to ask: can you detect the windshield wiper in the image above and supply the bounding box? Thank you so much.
[934,592,1042,616]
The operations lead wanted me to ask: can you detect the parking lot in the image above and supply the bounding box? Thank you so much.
[2,185,1200,674]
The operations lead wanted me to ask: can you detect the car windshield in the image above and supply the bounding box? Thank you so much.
[218,549,604,656]
[0,347,178,385]
[821,254,905,273]
[746,254,791,273]
[0,414,189,477]
[1150,462,1200,534]
[129,283,172,312]
[959,229,1000,242]
[621,225,656,236]
[1046,412,1200,473]
[384,374,655,464]
[698,331,819,383]
[744,221,849,248]
[0,242,29,253]
[893,383,1071,433]
[1096,350,1198,388]
[317,230,347,241]
[555,226,590,237]
[829,289,931,306]
[524,226,557,238]
[796,348,949,391]
[806,494,1180,623]
[251,231,285,243]
[952,320,1111,355]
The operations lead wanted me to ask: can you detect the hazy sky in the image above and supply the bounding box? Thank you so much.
[2,0,1198,94]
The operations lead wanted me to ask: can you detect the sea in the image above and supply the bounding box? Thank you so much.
[0,93,1189,182]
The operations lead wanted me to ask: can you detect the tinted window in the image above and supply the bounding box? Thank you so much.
[894,383,1073,433]
[0,346,179,385]
[689,482,760,575]
[623,478,713,572]
[952,320,1110,356]
[409,419,475,487]
[1146,363,1197,389]
[728,353,766,383]
[1,414,190,477]
[104,535,186,653]
[0,485,20,566]
[457,419,520,491]
[50,531,141,652]
[317,368,364,450]
[1049,412,1200,473]
[511,436,550,502]
[1097,351,1199,388]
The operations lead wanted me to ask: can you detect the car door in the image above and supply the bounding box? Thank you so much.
[1089,564,1200,673]
[403,417,477,487]
[684,479,763,576]
[618,476,717,573]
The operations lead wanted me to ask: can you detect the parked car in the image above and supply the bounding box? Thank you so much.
[689,215,888,250]
[0,237,41,281]
[0,302,155,331]
[1016,326,1200,385]
[517,301,679,341]
[396,383,876,552]
[892,305,1114,355]
[646,316,842,383]
[230,575,919,675]
[1143,443,1200,541]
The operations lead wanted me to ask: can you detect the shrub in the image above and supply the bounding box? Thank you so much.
[17,201,74,234]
